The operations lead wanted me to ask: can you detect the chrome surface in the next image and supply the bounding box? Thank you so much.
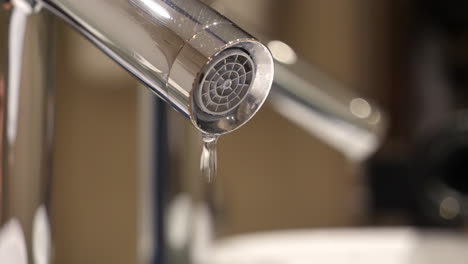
[0,2,54,263]
[268,52,386,161]
[39,0,274,135]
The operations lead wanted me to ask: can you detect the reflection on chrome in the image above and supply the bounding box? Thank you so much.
[350,98,372,119]
[268,40,297,65]
[132,0,171,19]
[0,219,27,264]
[32,206,50,264]
[6,0,29,144]
[1,3,54,264]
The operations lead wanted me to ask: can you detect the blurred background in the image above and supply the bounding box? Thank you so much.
[2,0,468,263]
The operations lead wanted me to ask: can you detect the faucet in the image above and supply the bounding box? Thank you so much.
[0,0,273,262]
[0,0,386,263]
[41,0,274,134]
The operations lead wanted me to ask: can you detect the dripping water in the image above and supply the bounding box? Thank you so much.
[200,134,219,182]
[199,133,223,243]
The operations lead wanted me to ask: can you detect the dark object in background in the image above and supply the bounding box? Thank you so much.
[368,113,468,227]
[368,0,468,227]
[410,113,468,226]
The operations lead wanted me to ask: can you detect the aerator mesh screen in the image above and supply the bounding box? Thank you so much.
[197,49,255,115]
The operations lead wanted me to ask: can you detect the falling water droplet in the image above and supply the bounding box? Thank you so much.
[200,134,218,182]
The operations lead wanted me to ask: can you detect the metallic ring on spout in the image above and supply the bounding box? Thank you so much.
[169,24,274,134]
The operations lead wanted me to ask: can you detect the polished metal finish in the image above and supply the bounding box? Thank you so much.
[0,2,54,263]
[269,54,386,161]
[40,0,274,135]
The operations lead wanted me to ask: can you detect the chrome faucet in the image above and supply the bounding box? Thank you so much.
[0,0,273,262]
[41,0,274,134]
[0,0,385,263]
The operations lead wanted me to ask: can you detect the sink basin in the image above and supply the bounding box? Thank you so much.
[207,228,468,264]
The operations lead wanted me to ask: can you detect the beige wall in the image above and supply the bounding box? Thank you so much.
[52,22,137,263]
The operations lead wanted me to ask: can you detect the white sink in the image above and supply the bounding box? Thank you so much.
[206,228,468,264]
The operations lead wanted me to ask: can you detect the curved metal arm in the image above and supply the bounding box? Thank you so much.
[268,49,386,161]
[40,0,274,135]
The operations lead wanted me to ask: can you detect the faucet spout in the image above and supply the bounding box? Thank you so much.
[40,0,274,135]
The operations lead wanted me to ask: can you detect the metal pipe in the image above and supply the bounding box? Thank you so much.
[0,2,54,263]
[39,0,274,135]
[268,52,386,161]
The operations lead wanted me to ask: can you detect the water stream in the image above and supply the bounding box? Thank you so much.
[200,134,219,182]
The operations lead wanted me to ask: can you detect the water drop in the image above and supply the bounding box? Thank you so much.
[200,134,219,182]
